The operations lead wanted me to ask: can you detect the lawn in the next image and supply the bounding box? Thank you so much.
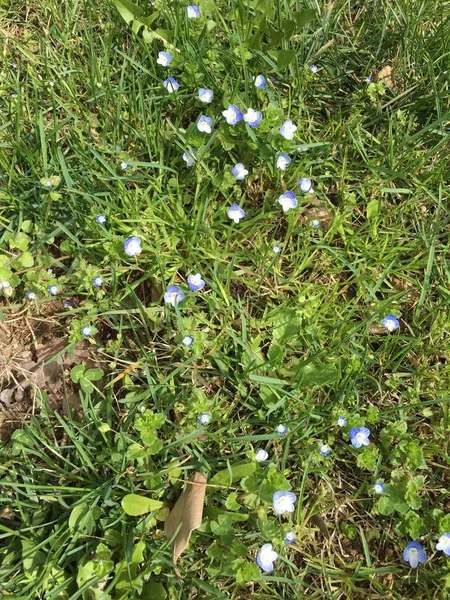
[1,0,450,598]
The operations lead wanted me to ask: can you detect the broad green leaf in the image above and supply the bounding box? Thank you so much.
[85,368,104,381]
[21,220,33,233]
[121,494,164,516]
[405,476,424,510]
[141,582,167,600]
[209,462,256,491]
[22,539,46,578]
[68,502,99,534]
[0,267,12,281]
[70,364,85,383]
[367,198,379,220]
[294,358,341,387]
[17,251,34,268]
[292,8,315,28]
[80,378,94,394]
[112,0,143,24]
[9,232,30,252]
[281,19,296,39]
[233,559,261,583]
[259,464,290,503]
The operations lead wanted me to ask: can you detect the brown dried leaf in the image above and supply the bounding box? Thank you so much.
[164,472,207,564]
[377,65,393,87]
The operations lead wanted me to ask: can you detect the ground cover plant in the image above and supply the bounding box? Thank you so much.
[0,0,450,598]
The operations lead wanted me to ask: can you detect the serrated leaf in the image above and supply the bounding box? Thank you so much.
[17,252,34,268]
[121,494,164,516]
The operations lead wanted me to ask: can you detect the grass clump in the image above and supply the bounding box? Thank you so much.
[1,0,450,598]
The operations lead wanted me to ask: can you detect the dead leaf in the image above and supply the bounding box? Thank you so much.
[164,472,207,564]
[377,65,393,87]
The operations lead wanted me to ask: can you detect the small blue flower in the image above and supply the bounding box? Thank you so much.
[403,541,427,568]
[311,219,320,229]
[198,88,214,103]
[337,416,347,427]
[243,108,262,128]
[279,119,297,140]
[157,51,172,67]
[436,533,450,556]
[255,448,268,462]
[227,203,246,224]
[278,191,297,213]
[92,276,103,288]
[254,74,267,89]
[382,314,400,332]
[320,444,331,457]
[48,285,58,296]
[285,531,296,544]
[276,153,291,171]
[187,273,205,291]
[273,491,297,515]
[96,213,106,225]
[164,285,185,306]
[182,335,194,347]
[365,76,373,83]
[187,5,200,18]
[349,427,371,449]
[81,326,92,337]
[199,412,211,425]
[197,115,212,133]
[49,80,55,87]
[163,77,179,93]
[309,65,318,74]
[373,481,385,494]
[298,177,313,193]
[44,179,53,188]
[120,161,129,170]
[47,268,53,274]
[63,300,74,308]
[0,281,10,289]
[26,291,36,300]
[124,237,142,257]
[256,543,278,573]
[222,105,243,125]
[183,149,197,167]
[231,163,248,180]
[272,244,281,254]
[276,424,287,435]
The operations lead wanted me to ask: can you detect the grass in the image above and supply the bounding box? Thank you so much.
[1,0,450,598]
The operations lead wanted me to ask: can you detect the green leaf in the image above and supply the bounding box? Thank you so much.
[281,19,296,39]
[209,462,256,491]
[22,540,46,578]
[121,494,164,516]
[294,358,341,387]
[292,9,315,28]
[141,582,167,600]
[225,492,240,511]
[367,198,379,220]
[80,378,94,394]
[268,49,296,69]
[112,0,143,24]
[356,446,379,472]
[232,558,261,583]
[17,251,34,268]
[85,368,104,381]
[70,364,85,383]
[9,232,30,252]
[395,510,425,539]
[405,476,424,510]
[68,502,99,534]
[21,220,33,233]
[259,464,290,503]
[0,267,12,282]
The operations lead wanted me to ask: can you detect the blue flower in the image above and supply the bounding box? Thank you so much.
[365,76,373,83]
[187,273,205,291]
[273,491,297,515]
[309,65,318,74]
[157,51,172,67]
[182,149,197,167]
[320,444,331,457]
[222,105,243,125]
[96,213,106,225]
[92,276,103,288]
[311,219,320,229]
[243,108,262,128]
[373,481,385,494]
[227,203,246,224]
[198,88,214,103]
[231,163,248,180]
[48,285,58,296]
[298,177,313,193]
[254,74,267,89]
[279,119,297,140]
[187,5,200,18]
[382,314,400,332]
[0,281,10,289]
[124,237,142,257]
[278,191,298,213]
[256,543,278,573]
[182,335,194,347]
[81,326,92,337]
[285,531,296,544]
[403,541,427,568]
[337,416,347,427]
[349,427,371,449]
[255,448,268,462]
[120,161,129,170]
[197,115,212,133]
[26,291,36,300]
[436,533,450,556]
[276,153,291,171]
[199,412,211,425]
[272,244,281,254]
[276,424,287,435]
[163,77,179,93]
[164,285,185,306]
[63,300,74,308]
[44,179,53,188]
